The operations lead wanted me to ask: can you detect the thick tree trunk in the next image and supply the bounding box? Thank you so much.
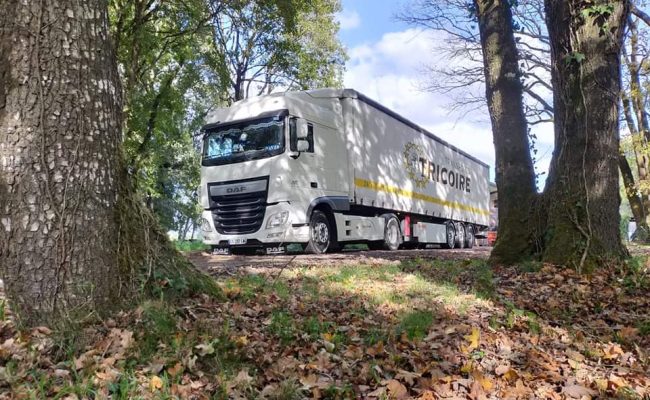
[542,0,629,267]
[0,0,218,328]
[474,0,538,265]
[0,0,124,326]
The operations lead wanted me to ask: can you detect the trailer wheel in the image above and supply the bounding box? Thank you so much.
[305,210,336,254]
[454,222,466,249]
[442,222,456,249]
[381,214,402,251]
[464,225,475,249]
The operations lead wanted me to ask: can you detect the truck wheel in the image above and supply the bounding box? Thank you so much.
[455,222,466,249]
[464,225,475,249]
[305,210,336,254]
[381,214,402,251]
[442,222,456,249]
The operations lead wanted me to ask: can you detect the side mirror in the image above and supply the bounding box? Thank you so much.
[296,118,309,139]
[297,139,309,152]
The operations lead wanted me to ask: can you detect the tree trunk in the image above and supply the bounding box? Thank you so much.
[473,0,538,265]
[0,0,218,328]
[542,0,629,267]
[0,0,124,326]
[619,153,650,241]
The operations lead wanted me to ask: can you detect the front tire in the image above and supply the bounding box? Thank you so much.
[305,210,337,254]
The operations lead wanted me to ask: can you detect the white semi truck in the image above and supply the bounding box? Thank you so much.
[199,88,490,254]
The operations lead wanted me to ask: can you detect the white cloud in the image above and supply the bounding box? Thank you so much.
[337,10,361,30]
[344,27,555,187]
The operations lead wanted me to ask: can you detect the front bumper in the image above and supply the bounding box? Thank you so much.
[201,203,310,246]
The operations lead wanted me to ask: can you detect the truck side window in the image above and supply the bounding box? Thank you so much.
[289,118,314,153]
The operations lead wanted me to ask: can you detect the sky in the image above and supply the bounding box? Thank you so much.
[336,0,555,186]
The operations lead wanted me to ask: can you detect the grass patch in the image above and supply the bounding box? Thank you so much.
[637,319,650,336]
[268,378,304,400]
[268,310,296,344]
[619,256,649,293]
[303,316,334,339]
[174,240,209,252]
[326,265,400,284]
[363,327,388,346]
[270,281,290,300]
[517,260,543,273]
[397,310,434,340]
[498,300,541,334]
[401,259,496,299]
[135,301,178,360]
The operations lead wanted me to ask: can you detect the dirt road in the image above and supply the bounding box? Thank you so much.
[188,246,491,276]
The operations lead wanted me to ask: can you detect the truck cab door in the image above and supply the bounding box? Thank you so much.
[288,117,349,196]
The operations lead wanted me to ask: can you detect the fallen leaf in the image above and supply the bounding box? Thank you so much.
[167,362,183,377]
[563,384,596,398]
[473,372,494,392]
[386,379,408,399]
[149,376,163,392]
[195,342,215,356]
[462,327,480,353]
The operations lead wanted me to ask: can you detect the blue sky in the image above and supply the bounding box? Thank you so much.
[335,0,555,186]
[337,1,410,47]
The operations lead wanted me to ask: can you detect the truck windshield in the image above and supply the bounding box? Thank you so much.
[202,117,284,166]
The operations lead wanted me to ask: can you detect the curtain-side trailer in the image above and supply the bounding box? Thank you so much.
[199,88,490,254]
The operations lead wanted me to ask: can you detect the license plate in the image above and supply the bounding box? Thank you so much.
[228,238,247,245]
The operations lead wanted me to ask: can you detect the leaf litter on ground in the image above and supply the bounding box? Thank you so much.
[0,250,648,399]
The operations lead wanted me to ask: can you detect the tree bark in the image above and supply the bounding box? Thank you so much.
[473,0,538,265]
[0,0,218,328]
[542,0,629,267]
[0,0,124,326]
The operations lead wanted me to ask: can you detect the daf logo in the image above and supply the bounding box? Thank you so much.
[226,186,247,194]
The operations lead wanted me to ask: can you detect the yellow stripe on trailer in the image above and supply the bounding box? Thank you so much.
[354,177,491,216]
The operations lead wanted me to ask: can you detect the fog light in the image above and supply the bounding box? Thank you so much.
[200,217,213,232]
[266,211,289,229]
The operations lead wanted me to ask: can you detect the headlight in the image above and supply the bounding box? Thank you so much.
[200,217,213,232]
[266,211,289,229]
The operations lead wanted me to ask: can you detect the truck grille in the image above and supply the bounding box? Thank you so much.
[208,179,268,235]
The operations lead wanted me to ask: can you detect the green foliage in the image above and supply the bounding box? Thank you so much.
[214,0,347,101]
[108,0,346,237]
[174,240,210,252]
[565,51,586,65]
[618,256,649,292]
[109,0,225,236]
[580,3,614,19]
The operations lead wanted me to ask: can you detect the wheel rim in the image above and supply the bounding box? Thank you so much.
[387,219,399,246]
[466,226,474,244]
[457,223,465,243]
[311,220,330,252]
[447,224,455,247]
